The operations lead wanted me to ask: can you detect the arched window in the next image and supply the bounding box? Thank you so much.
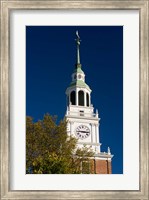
[86,93,89,107]
[70,91,76,105]
[78,90,84,106]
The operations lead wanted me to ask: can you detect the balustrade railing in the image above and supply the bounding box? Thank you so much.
[67,111,97,118]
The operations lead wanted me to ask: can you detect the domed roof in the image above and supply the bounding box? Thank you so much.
[69,80,90,90]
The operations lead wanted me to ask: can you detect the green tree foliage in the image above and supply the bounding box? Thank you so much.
[26,114,94,174]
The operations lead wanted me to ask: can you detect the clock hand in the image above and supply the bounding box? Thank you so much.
[77,131,89,133]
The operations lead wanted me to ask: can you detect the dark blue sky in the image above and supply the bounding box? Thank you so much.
[26,26,123,174]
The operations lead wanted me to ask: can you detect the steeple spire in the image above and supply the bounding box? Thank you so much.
[75,30,81,68]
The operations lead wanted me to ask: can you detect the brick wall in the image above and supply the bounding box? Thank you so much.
[90,159,112,174]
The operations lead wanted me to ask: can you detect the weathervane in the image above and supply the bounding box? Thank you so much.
[75,30,81,45]
[75,30,81,67]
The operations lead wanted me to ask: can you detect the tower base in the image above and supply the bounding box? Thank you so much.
[91,159,112,174]
[79,153,113,174]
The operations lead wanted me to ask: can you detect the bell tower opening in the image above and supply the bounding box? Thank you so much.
[70,91,76,105]
[78,90,84,106]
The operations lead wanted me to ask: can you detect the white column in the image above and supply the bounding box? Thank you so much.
[95,124,97,143]
[67,121,70,136]
[70,122,72,135]
[96,124,100,143]
[70,121,74,136]
[91,124,95,143]
[95,124,100,153]
[90,123,93,143]
[89,93,91,106]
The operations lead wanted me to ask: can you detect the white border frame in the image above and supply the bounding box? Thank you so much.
[10,10,139,191]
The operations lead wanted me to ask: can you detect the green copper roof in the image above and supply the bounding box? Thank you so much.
[73,67,84,74]
[69,80,90,89]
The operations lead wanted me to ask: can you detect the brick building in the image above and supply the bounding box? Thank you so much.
[65,31,113,174]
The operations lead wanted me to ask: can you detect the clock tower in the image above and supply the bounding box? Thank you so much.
[65,31,113,174]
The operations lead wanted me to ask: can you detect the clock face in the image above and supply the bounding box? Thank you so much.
[75,125,90,140]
